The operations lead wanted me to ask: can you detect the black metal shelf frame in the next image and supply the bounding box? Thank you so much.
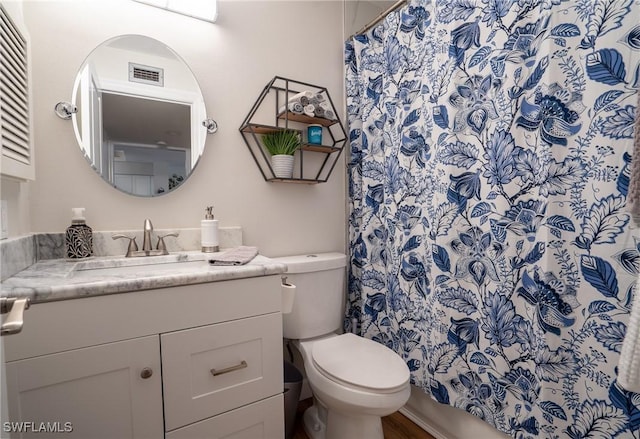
[239,76,347,184]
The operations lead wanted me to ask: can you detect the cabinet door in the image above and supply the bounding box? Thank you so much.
[166,394,284,439]
[5,336,163,439]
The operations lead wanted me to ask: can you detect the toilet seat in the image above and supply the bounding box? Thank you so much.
[311,333,409,393]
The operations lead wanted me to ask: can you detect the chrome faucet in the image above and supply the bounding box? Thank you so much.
[112,219,179,257]
[142,219,153,252]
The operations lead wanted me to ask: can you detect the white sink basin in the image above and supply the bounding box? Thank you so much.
[69,253,212,278]
[72,260,209,277]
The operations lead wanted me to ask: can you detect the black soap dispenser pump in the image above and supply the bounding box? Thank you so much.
[65,207,93,259]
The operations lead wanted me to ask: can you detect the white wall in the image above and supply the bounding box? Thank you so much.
[0,177,31,238]
[343,0,396,38]
[21,0,346,257]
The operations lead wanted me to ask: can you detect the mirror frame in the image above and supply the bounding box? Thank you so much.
[68,34,213,197]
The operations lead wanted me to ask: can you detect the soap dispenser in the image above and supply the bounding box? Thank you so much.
[65,207,93,259]
[201,206,219,253]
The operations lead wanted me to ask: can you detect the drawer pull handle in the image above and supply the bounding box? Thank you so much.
[211,360,247,377]
[140,367,153,379]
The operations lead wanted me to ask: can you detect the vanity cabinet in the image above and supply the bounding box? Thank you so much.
[3,276,285,438]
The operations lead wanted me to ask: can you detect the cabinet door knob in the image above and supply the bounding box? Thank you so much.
[140,367,153,379]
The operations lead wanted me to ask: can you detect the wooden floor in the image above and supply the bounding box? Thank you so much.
[292,398,436,439]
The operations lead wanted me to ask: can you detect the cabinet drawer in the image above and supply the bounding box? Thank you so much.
[161,313,283,430]
[166,394,284,439]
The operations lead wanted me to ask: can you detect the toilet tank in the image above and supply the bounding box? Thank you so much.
[274,253,347,340]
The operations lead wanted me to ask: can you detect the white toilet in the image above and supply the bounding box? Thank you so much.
[275,253,410,439]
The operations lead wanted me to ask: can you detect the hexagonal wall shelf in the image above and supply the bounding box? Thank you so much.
[239,76,346,184]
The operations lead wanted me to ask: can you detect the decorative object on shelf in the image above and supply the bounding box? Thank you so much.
[280,91,335,122]
[271,155,294,179]
[239,76,346,184]
[261,129,301,179]
[307,124,322,145]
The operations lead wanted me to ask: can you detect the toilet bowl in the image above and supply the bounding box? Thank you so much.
[274,253,410,439]
[296,333,410,439]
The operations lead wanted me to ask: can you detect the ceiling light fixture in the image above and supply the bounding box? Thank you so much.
[133,0,218,23]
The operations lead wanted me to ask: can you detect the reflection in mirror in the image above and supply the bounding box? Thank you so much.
[72,35,207,196]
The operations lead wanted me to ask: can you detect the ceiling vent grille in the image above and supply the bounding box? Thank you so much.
[129,63,164,87]
[0,5,31,165]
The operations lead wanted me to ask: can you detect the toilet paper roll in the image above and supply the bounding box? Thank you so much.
[281,282,296,314]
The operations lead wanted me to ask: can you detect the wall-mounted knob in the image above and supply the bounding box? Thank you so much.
[202,118,218,134]
[54,101,78,120]
[140,367,153,379]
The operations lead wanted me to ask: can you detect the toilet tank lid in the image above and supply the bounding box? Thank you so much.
[273,252,347,273]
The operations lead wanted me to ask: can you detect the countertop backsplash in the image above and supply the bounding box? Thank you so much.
[1,235,37,281]
[1,226,243,280]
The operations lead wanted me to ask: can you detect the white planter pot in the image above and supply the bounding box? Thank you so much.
[271,154,294,179]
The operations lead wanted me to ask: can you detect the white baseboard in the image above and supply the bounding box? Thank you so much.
[399,406,450,439]
[401,386,511,439]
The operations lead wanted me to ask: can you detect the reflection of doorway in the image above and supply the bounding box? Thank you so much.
[101,92,191,150]
[101,93,191,195]
[114,173,153,196]
[76,64,104,171]
[110,143,188,196]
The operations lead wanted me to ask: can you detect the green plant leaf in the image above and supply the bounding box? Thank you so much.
[261,130,301,155]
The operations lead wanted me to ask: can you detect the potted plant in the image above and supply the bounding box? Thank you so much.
[261,129,301,179]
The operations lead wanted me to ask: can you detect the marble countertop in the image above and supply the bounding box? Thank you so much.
[1,251,288,303]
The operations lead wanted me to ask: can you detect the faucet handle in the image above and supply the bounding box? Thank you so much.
[112,234,139,257]
[156,232,179,254]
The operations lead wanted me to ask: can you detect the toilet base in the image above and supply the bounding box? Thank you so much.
[303,402,384,439]
[303,404,325,439]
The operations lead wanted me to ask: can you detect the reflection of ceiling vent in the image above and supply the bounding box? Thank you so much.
[128,63,164,87]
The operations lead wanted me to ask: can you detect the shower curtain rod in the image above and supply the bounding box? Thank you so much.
[349,0,407,38]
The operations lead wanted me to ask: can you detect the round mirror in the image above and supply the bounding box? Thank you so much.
[71,35,208,196]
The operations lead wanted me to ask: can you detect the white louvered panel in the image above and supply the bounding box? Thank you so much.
[1,5,30,165]
[0,25,27,72]
[1,80,28,113]
[1,61,28,100]
[2,130,30,161]
[2,105,28,134]
[1,31,27,81]
[1,51,28,91]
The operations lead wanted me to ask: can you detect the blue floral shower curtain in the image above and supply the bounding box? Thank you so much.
[346,0,640,437]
